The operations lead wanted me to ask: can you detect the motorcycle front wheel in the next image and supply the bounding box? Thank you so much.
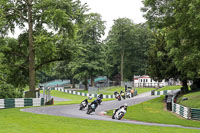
[87,108,92,114]
[118,112,124,120]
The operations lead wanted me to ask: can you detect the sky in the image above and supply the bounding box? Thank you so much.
[80,0,146,38]
[9,0,146,39]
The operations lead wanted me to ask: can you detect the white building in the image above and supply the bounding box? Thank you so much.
[133,75,181,88]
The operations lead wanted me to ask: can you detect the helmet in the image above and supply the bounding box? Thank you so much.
[88,96,92,100]
[124,103,128,107]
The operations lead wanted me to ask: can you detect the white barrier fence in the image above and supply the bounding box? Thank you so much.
[0,98,44,109]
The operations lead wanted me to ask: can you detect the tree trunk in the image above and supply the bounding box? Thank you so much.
[181,79,189,94]
[72,78,75,88]
[28,0,35,93]
[120,49,124,83]
[91,76,95,87]
[84,76,88,90]
[190,78,200,92]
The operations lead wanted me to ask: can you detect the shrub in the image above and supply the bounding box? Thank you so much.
[0,82,23,99]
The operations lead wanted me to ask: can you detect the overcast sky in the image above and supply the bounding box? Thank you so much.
[9,0,146,39]
[80,0,146,38]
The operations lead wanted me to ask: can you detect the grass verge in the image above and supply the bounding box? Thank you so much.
[77,86,155,95]
[158,86,181,91]
[0,108,199,133]
[177,91,200,108]
[107,96,200,128]
[42,90,114,105]
[136,88,155,94]
[76,86,125,95]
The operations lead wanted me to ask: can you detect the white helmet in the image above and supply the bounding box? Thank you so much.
[124,103,128,107]
[88,96,92,100]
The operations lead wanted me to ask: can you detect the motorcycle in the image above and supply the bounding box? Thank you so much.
[86,103,97,114]
[114,92,121,101]
[79,99,88,110]
[120,92,126,99]
[112,107,127,120]
[125,92,131,98]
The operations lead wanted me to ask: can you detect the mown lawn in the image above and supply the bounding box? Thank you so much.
[0,108,199,133]
[177,91,200,108]
[158,86,181,91]
[136,88,155,94]
[43,90,114,105]
[107,96,200,128]
[77,86,155,95]
[76,86,125,95]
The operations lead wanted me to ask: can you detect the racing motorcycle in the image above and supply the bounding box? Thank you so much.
[114,91,121,101]
[86,103,97,114]
[125,92,131,98]
[79,99,88,110]
[112,107,127,120]
[120,91,126,99]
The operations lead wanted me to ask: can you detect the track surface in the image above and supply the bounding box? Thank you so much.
[22,92,200,130]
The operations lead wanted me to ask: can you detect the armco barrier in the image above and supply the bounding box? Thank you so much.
[191,108,200,121]
[151,90,174,96]
[0,98,44,109]
[152,89,200,121]
[54,87,137,99]
[172,103,190,119]
[171,93,200,121]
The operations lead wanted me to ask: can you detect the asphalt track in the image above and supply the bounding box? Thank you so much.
[21,92,200,130]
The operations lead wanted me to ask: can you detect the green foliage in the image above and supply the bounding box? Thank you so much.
[146,30,182,82]
[0,82,23,98]
[106,18,153,81]
[0,0,88,91]
[142,0,200,91]
[69,13,106,87]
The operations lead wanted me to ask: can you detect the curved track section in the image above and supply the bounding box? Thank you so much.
[21,92,200,130]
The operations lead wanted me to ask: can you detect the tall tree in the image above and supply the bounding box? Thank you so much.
[106,18,134,82]
[142,0,200,92]
[70,13,106,89]
[0,0,87,97]
[105,18,152,82]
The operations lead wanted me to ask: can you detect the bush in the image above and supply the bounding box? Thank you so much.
[0,83,23,99]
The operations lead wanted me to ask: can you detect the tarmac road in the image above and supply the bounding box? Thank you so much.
[21,92,200,130]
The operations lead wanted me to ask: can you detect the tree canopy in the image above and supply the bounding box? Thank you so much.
[105,18,153,82]
[0,0,87,96]
[69,13,106,89]
[142,0,200,92]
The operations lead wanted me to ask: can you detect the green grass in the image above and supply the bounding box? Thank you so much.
[41,90,114,105]
[136,88,155,94]
[50,90,89,105]
[0,108,199,133]
[99,86,125,95]
[158,86,181,91]
[76,86,125,95]
[76,90,89,93]
[77,86,155,95]
[177,91,200,108]
[107,96,200,128]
